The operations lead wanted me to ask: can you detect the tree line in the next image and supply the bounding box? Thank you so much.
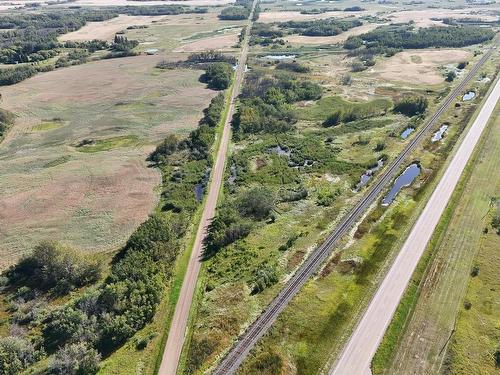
[344,24,495,53]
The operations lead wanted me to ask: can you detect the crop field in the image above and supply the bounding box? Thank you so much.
[373,101,499,374]
[0,55,216,268]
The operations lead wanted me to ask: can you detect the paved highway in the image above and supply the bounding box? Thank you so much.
[213,44,498,375]
[157,2,257,374]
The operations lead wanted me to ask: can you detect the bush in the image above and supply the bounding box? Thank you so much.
[0,65,38,86]
[393,96,428,117]
[10,241,101,294]
[49,342,100,375]
[323,111,343,127]
[200,93,225,127]
[0,336,38,375]
[237,187,274,220]
[251,263,278,294]
[446,70,456,82]
[149,134,178,163]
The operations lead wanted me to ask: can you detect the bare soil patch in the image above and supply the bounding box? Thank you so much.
[0,55,217,268]
[173,31,240,52]
[59,15,166,42]
[259,10,369,24]
[387,9,499,28]
[371,49,473,85]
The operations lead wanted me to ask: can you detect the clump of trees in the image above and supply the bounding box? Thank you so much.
[219,6,250,20]
[279,18,363,37]
[49,342,100,375]
[232,71,322,135]
[201,62,233,90]
[393,96,428,117]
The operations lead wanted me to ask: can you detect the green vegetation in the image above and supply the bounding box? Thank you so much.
[0,336,40,374]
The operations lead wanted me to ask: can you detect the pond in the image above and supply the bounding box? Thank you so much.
[462,91,476,101]
[381,163,421,206]
[194,183,204,202]
[355,159,384,191]
[261,54,296,60]
[432,125,448,142]
[269,145,291,157]
[401,127,415,139]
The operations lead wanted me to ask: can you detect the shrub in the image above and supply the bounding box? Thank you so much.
[10,241,101,294]
[393,96,428,117]
[457,61,468,69]
[149,134,178,163]
[251,263,278,294]
[237,187,274,220]
[49,342,100,375]
[323,111,343,127]
[0,336,38,375]
[445,70,456,82]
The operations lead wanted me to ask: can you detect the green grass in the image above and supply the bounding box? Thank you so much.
[43,155,71,168]
[74,135,141,153]
[32,120,64,132]
[297,95,392,122]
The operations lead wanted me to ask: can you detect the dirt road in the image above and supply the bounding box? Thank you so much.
[331,76,500,375]
[157,3,257,375]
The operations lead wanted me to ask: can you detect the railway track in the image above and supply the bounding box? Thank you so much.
[213,42,497,375]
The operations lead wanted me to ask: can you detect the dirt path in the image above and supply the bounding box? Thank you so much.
[330,76,500,375]
[157,3,257,375]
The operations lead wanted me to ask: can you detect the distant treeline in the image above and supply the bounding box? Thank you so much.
[344,24,495,53]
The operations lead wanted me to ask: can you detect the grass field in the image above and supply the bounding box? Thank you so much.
[0,55,217,269]
[373,100,499,374]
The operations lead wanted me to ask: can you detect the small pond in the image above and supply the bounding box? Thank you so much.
[432,125,448,142]
[401,127,415,140]
[355,159,384,191]
[269,145,291,157]
[194,183,204,202]
[462,91,476,101]
[382,163,421,206]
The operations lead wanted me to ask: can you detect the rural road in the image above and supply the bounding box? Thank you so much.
[212,43,497,375]
[331,76,500,375]
[157,2,257,375]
